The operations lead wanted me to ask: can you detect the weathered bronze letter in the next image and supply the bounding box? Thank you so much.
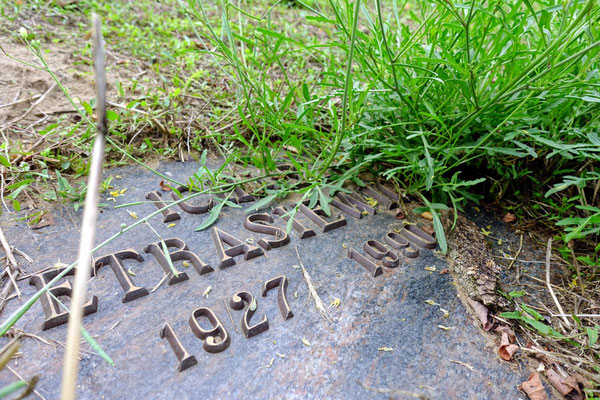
[94,249,149,303]
[243,213,290,250]
[211,227,264,268]
[29,268,98,330]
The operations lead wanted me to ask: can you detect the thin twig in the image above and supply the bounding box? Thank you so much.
[545,239,571,328]
[0,227,21,299]
[0,227,19,269]
[507,232,523,272]
[5,268,21,298]
[11,135,47,166]
[0,94,41,109]
[6,82,57,125]
[6,365,47,400]
[151,273,169,293]
[552,313,600,318]
[11,247,33,264]
[224,299,239,334]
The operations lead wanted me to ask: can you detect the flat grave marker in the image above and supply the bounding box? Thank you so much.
[0,162,527,399]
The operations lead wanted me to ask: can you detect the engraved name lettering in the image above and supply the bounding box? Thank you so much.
[146,191,181,223]
[272,206,316,239]
[211,227,264,268]
[330,192,376,219]
[298,201,346,233]
[144,237,213,283]
[243,213,290,250]
[348,247,383,277]
[30,268,98,330]
[171,186,213,215]
[94,249,150,303]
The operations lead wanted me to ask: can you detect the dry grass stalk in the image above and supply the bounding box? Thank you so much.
[295,246,332,324]
[60,13,107,400]
[545,239,571,328]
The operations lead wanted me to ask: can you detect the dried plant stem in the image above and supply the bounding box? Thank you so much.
[224,299,239,334]
[6,365,46,400]
[0,227,19,269]
[507,232,523,272]
[0,227,22,301]
[61,14,107,400]
[295,246,332,324]
[545,239,571,328]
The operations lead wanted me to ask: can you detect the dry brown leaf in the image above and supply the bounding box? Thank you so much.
[503,213,516,223]
[526,343,555,366]
[520,373,548,400]
[159,180,171,191]
[546,370,584,400]
[498,329,519,361]
[467,298,493,331]
[29,212,54,230]
[495,326,516,342]
[421,211,433,220]
[439,268,449,275]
